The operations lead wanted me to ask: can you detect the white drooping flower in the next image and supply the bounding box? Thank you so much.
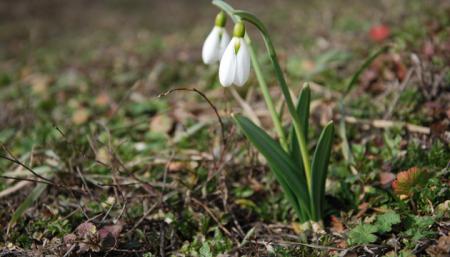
[202,27,230,64]
[202,12,230,65]
[219,22,250,87]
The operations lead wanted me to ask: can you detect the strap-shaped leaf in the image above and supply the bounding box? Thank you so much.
[8,166,52,229]
[289,85,311,165]
[234,115,311,220]
[311,122,334,220]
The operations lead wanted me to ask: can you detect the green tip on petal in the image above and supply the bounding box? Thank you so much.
[233,22,245,38]
[215,11,227,27]
[234,39,241,54]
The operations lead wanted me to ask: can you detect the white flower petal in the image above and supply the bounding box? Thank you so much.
[234,38,251,86]
[219,38,238,87]
[219,29,230,58]
[202,27,221,64]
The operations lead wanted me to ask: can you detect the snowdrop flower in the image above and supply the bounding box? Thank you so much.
[219,22,250,87]
[202,12,230,65]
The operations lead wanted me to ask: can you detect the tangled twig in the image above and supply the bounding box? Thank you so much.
[158,87,226,146]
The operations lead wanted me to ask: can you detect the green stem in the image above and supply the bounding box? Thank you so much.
[212,0,288,151]
[266,32,313,195]
[234,10,313,192]
[247,38,288,150]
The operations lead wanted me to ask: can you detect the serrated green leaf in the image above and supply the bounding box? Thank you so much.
[311,122,334,220]
[374,211,401,233]
[234,115,311,221]
[199,242,212,257]
[402,215,435,242]
[348,224,378,245]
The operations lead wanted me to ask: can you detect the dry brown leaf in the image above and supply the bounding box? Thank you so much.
[26,73,51,95]
[356,202,369,218]
[150,114,173,134]
[96,147,111,165]
[392,167,429,198]
[330,215,345,233]
[380,172,396,187]
[426,233,450,257]
[95,92,111,107]
[98,222,124,249]
[72,108,90,125]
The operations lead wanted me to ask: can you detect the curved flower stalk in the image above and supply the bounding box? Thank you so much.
[219,22,251,87]
[202,12,230,64]
[208,0,335,228]
[209,0,289,151]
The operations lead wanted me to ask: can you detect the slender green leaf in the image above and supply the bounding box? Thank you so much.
[234,9,313,190]
[8,166,52,230]
[234,115,311,221]
[338,101,354,164]
[290,85,311,164]
[8,183,48,227]
[311,122,334,220]
[344,45,388,96]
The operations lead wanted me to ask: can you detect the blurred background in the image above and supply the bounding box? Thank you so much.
[1,0,448,124]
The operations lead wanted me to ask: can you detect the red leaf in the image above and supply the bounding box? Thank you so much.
[370,24,390,43]
[392,167,429,198]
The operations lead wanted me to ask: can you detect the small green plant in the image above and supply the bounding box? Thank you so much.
[348,223,378,245]
[202,1,334,227]
[402,215,435,243]
[347,211,401,245]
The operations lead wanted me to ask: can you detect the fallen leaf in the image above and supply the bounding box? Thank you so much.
[380,172,396,187]
[426,233,450,256]
[98,222,124,248]
[370,24,390,43]
[356,202,369,218]
[26,73,51,95]
[392,167,429,198]
[330,215,345,233]
[72,108,90,125]
[96,147,111,165]
[95,92,111,107]
[168,161,187,172]
[291,222,302,234]
[76,222,97,239]
[150,114,173,134]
